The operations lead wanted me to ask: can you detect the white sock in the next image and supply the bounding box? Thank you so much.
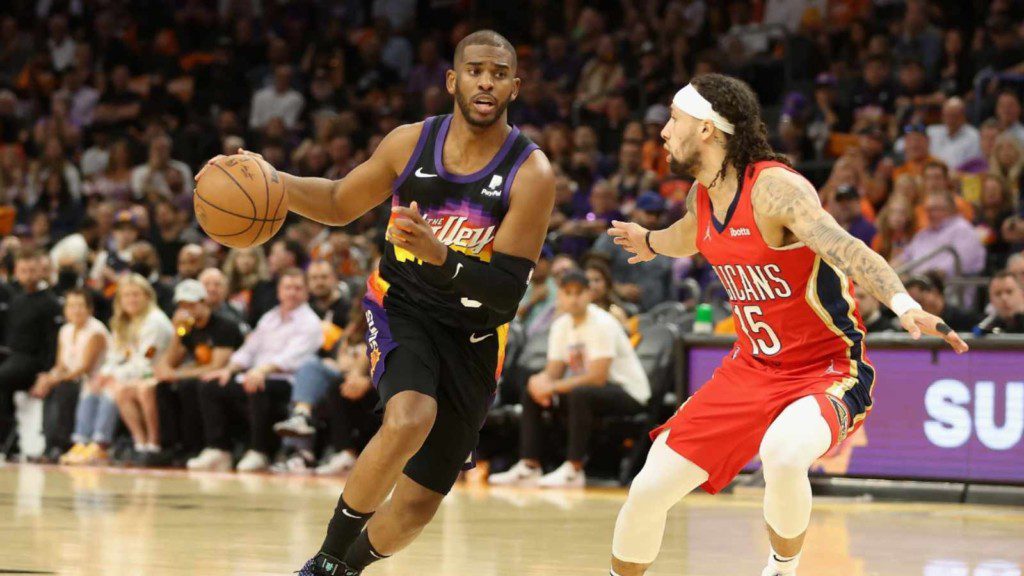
[145,443,160,453]
[767,550,800,574]
[134,443,146,452]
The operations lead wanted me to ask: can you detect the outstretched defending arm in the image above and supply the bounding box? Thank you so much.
[197,123,423,226]
[606,183,699,262]
[388,150,556,314]
[751,167,968,353]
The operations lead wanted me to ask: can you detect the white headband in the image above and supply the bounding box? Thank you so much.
[672,84,735,135]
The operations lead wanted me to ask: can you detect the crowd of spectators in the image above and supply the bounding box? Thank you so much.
[2,0,1024,477]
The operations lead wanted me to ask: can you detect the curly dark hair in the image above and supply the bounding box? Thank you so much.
[690,74,791,186]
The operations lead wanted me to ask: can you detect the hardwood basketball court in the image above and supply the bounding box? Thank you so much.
[1,464,1021,575]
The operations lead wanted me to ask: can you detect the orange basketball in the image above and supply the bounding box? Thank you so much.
[194,154,288,249]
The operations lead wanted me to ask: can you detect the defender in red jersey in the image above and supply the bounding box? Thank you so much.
[606,75,968,576]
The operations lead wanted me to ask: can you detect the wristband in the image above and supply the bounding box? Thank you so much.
[645,230,656,255]
[890,292,922,316]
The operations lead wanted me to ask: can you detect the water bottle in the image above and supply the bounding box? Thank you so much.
[693,303,714,334]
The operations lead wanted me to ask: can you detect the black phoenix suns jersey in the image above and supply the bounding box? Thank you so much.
[365,114,538,331]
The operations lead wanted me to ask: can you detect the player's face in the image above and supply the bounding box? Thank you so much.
[662,108,704,178]
[449,45,519,128]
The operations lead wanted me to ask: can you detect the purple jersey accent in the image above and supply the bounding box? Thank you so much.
[392,116,437,194]
[501,143,539,209]
[433,115,521,183]
[363,296,399,387]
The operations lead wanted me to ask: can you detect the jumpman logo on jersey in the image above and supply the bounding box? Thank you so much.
[823,359,844,376]
[704,224,712,241]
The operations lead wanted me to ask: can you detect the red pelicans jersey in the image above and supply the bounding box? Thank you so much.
[694,161,874,420]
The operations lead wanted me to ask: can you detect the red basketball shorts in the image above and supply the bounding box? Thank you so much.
[651,355,867,494]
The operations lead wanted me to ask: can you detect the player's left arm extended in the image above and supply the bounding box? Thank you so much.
[751,168,968,353]
[390,151,556,314]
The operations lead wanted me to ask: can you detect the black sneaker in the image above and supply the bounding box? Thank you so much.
[296,553,360,575]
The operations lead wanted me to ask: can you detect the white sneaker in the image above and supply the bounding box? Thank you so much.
[488,460,542,486]
[273,413,316,437]
[315,451,357,476]
[235,450,269,473]
[537,461,585,488]
[186,448,233,472]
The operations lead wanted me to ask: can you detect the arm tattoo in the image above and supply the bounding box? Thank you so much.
[753,172,906,305]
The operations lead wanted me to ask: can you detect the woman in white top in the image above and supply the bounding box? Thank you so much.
[30,289,108,459]
[106,274,174,464]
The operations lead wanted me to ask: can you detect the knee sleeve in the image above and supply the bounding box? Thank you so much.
[760,396,832,539]
[612,432,709,564]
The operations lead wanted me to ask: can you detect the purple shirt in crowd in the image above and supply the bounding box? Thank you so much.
[899,215,986,277]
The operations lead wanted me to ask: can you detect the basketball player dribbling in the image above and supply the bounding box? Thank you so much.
[197,31,553,575]
[606,74,969,576]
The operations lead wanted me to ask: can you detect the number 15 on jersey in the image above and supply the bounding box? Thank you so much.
[734,304,781,356]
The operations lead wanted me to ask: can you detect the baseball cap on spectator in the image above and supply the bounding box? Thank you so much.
[644,104,670,126]
[113,210,138,229]
[905,274,940,293]
[173,279,208,304]
[635,191,667,213]
[559,269,590,290]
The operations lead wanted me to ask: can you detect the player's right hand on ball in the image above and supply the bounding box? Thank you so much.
[195,148,267,182]
[608,220,656,264]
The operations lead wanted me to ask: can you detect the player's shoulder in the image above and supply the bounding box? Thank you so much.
[508,147,555,200]
[750,165,820,218]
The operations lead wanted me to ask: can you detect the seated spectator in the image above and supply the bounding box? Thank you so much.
[584,259,631,325]
[593,192,674,311]
[83,139,134,205]
[828,185,876,246]
[608,140,657,205]
[904,273,979,332]
[892,124,936,182]
[927,97,980,171]
[65,270,172,463]
[489,271,650,488]
[0,249,62,458]
[250,65,305,130]
[149,280,244,464]
[249,239,308,326]
[151,199,202,276]
[223,246,269,319]
[854,288,894,333]
[129,241,175,314]
[199,267,246,327]
[896,190,985,278]
[129,134,192,201]
[272,298,377,475]
[89,209,139,292]
[101,274,174,464]
[994,90,1024,145]
[957,119,1001,174]
[176,244,205,282]
[557,179,623,258]
[30,289,108,461]
[988,133,1023,199]
[306,260,349,327]
[975,174,1015,271]
[1007,253,1024,286]
[189,269,322,472]
[916,161,974,228]
[517,246,558,336]
[976,270,1024,335]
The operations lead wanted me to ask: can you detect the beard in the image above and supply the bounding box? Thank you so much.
[455,82,511,128]
[669,146,702,179]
